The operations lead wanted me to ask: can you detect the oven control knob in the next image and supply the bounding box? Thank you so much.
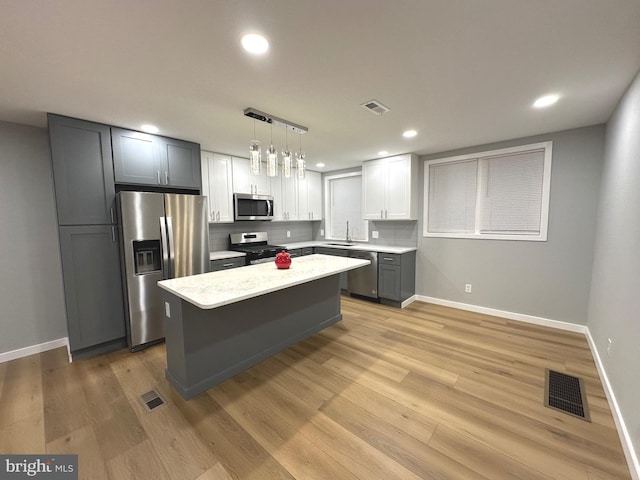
[275,250,291,270]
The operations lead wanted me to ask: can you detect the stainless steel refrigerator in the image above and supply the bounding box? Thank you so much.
[117,191,209,350]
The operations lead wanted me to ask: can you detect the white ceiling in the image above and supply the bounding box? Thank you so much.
[1,0,639,171]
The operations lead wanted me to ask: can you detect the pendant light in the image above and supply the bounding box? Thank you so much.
[249,119,261,175]
[282,128,292,178]
[266,123,278,177]
[296,132,306,179]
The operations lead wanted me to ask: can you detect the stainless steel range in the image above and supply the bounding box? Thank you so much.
[229,232,287,265]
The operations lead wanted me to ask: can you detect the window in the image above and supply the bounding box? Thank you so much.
[324,172,368,241]
[424,141,552,241]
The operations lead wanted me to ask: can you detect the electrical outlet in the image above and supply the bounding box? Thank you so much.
[372,231,379,239]
[465,283,472,294]
[320,229,324,236]
[607,338,613,357]
[286,230,291,238]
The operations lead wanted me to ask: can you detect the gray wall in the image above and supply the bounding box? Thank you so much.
[417,125,604,324]
[0,121,67,354]
[588,70,640,460]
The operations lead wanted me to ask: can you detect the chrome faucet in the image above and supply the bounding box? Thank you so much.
[346,221,351,243]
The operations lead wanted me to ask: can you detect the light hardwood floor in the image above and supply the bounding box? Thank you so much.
[0,297,631,479]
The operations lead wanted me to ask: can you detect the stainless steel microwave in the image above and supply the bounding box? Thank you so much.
[233,193,274,221]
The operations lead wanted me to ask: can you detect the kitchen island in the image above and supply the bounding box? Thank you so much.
[157,254,369,399]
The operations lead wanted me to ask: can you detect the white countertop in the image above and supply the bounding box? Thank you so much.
[158,254,370,310]
[209,251,246,261]
[281,241,417,254]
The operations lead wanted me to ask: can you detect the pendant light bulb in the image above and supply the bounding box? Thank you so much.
[249,119,261,175]
[282,128,292,178]
[266,124,278,177]
[297,132,305,179]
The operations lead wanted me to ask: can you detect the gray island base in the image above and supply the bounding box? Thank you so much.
[158,254,369,399]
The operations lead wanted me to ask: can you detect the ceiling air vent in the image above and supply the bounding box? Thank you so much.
[361,100,390,116]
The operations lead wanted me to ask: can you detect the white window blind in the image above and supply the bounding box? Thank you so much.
[428,159,478,233]
[327,174,368,241]
[479,149,544,234]
[423,141,552,241]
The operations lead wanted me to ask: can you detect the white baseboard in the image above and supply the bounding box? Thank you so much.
[415,295,587,333]
[401,295,417,308]
[0,337,69,364]
[585,330,640,480]
[415,295,638,480]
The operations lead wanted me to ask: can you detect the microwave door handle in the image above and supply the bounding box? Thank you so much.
[267,199,273,217]
[166,216,175,278]
[160,217,170,280]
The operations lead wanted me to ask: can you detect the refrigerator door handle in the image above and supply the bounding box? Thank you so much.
[166,216,176,278]
[160,217,170,280]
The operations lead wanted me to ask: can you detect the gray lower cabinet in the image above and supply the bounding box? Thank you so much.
[58,225,126,354]
[48,115,116,225]
[288,248,314,258]
[378,251,416,305]
[112,127,201,190]
[314,247,348,289]
[210,257,246,272]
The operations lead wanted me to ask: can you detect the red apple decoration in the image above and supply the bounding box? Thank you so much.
[275,250,292,269]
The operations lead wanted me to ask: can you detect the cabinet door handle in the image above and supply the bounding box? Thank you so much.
[385,209,388,218]
[157,170,161,184]
[111,226,116,242]
[164,171,169,184]
[223,263,234,268]
[383,257,394,261]
[110,207,115,223]
[381,210,383,219]
[216,211,220,221]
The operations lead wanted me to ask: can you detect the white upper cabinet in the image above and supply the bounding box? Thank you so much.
[270,174,298,221]
[201,151,234,223]
[362,154,418,220]
[232,157,270,195]
[297,170,322,221]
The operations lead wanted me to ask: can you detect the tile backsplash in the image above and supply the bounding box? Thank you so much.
[210,220,418,252]
[368,220,418,247]
[209,221,314,251]
[311,220,418,248]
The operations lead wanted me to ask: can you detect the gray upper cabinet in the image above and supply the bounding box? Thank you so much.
[48,114,116,225]
[59,225,126,352]
[112,128,161,186]
[112,128,201,190]
[162,137,201,189]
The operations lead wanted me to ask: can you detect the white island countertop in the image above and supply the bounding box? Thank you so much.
[158,254,369,310]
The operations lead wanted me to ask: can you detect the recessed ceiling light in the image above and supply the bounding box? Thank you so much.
[141,124,159,134]
[315,162,325,168]
[378,150,388,156]
[533,94,559,108]
[403,129,417,138]
[241,34,269,55]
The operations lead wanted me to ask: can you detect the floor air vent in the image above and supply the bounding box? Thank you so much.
[141,390,166,412]
[544,369,590,421]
